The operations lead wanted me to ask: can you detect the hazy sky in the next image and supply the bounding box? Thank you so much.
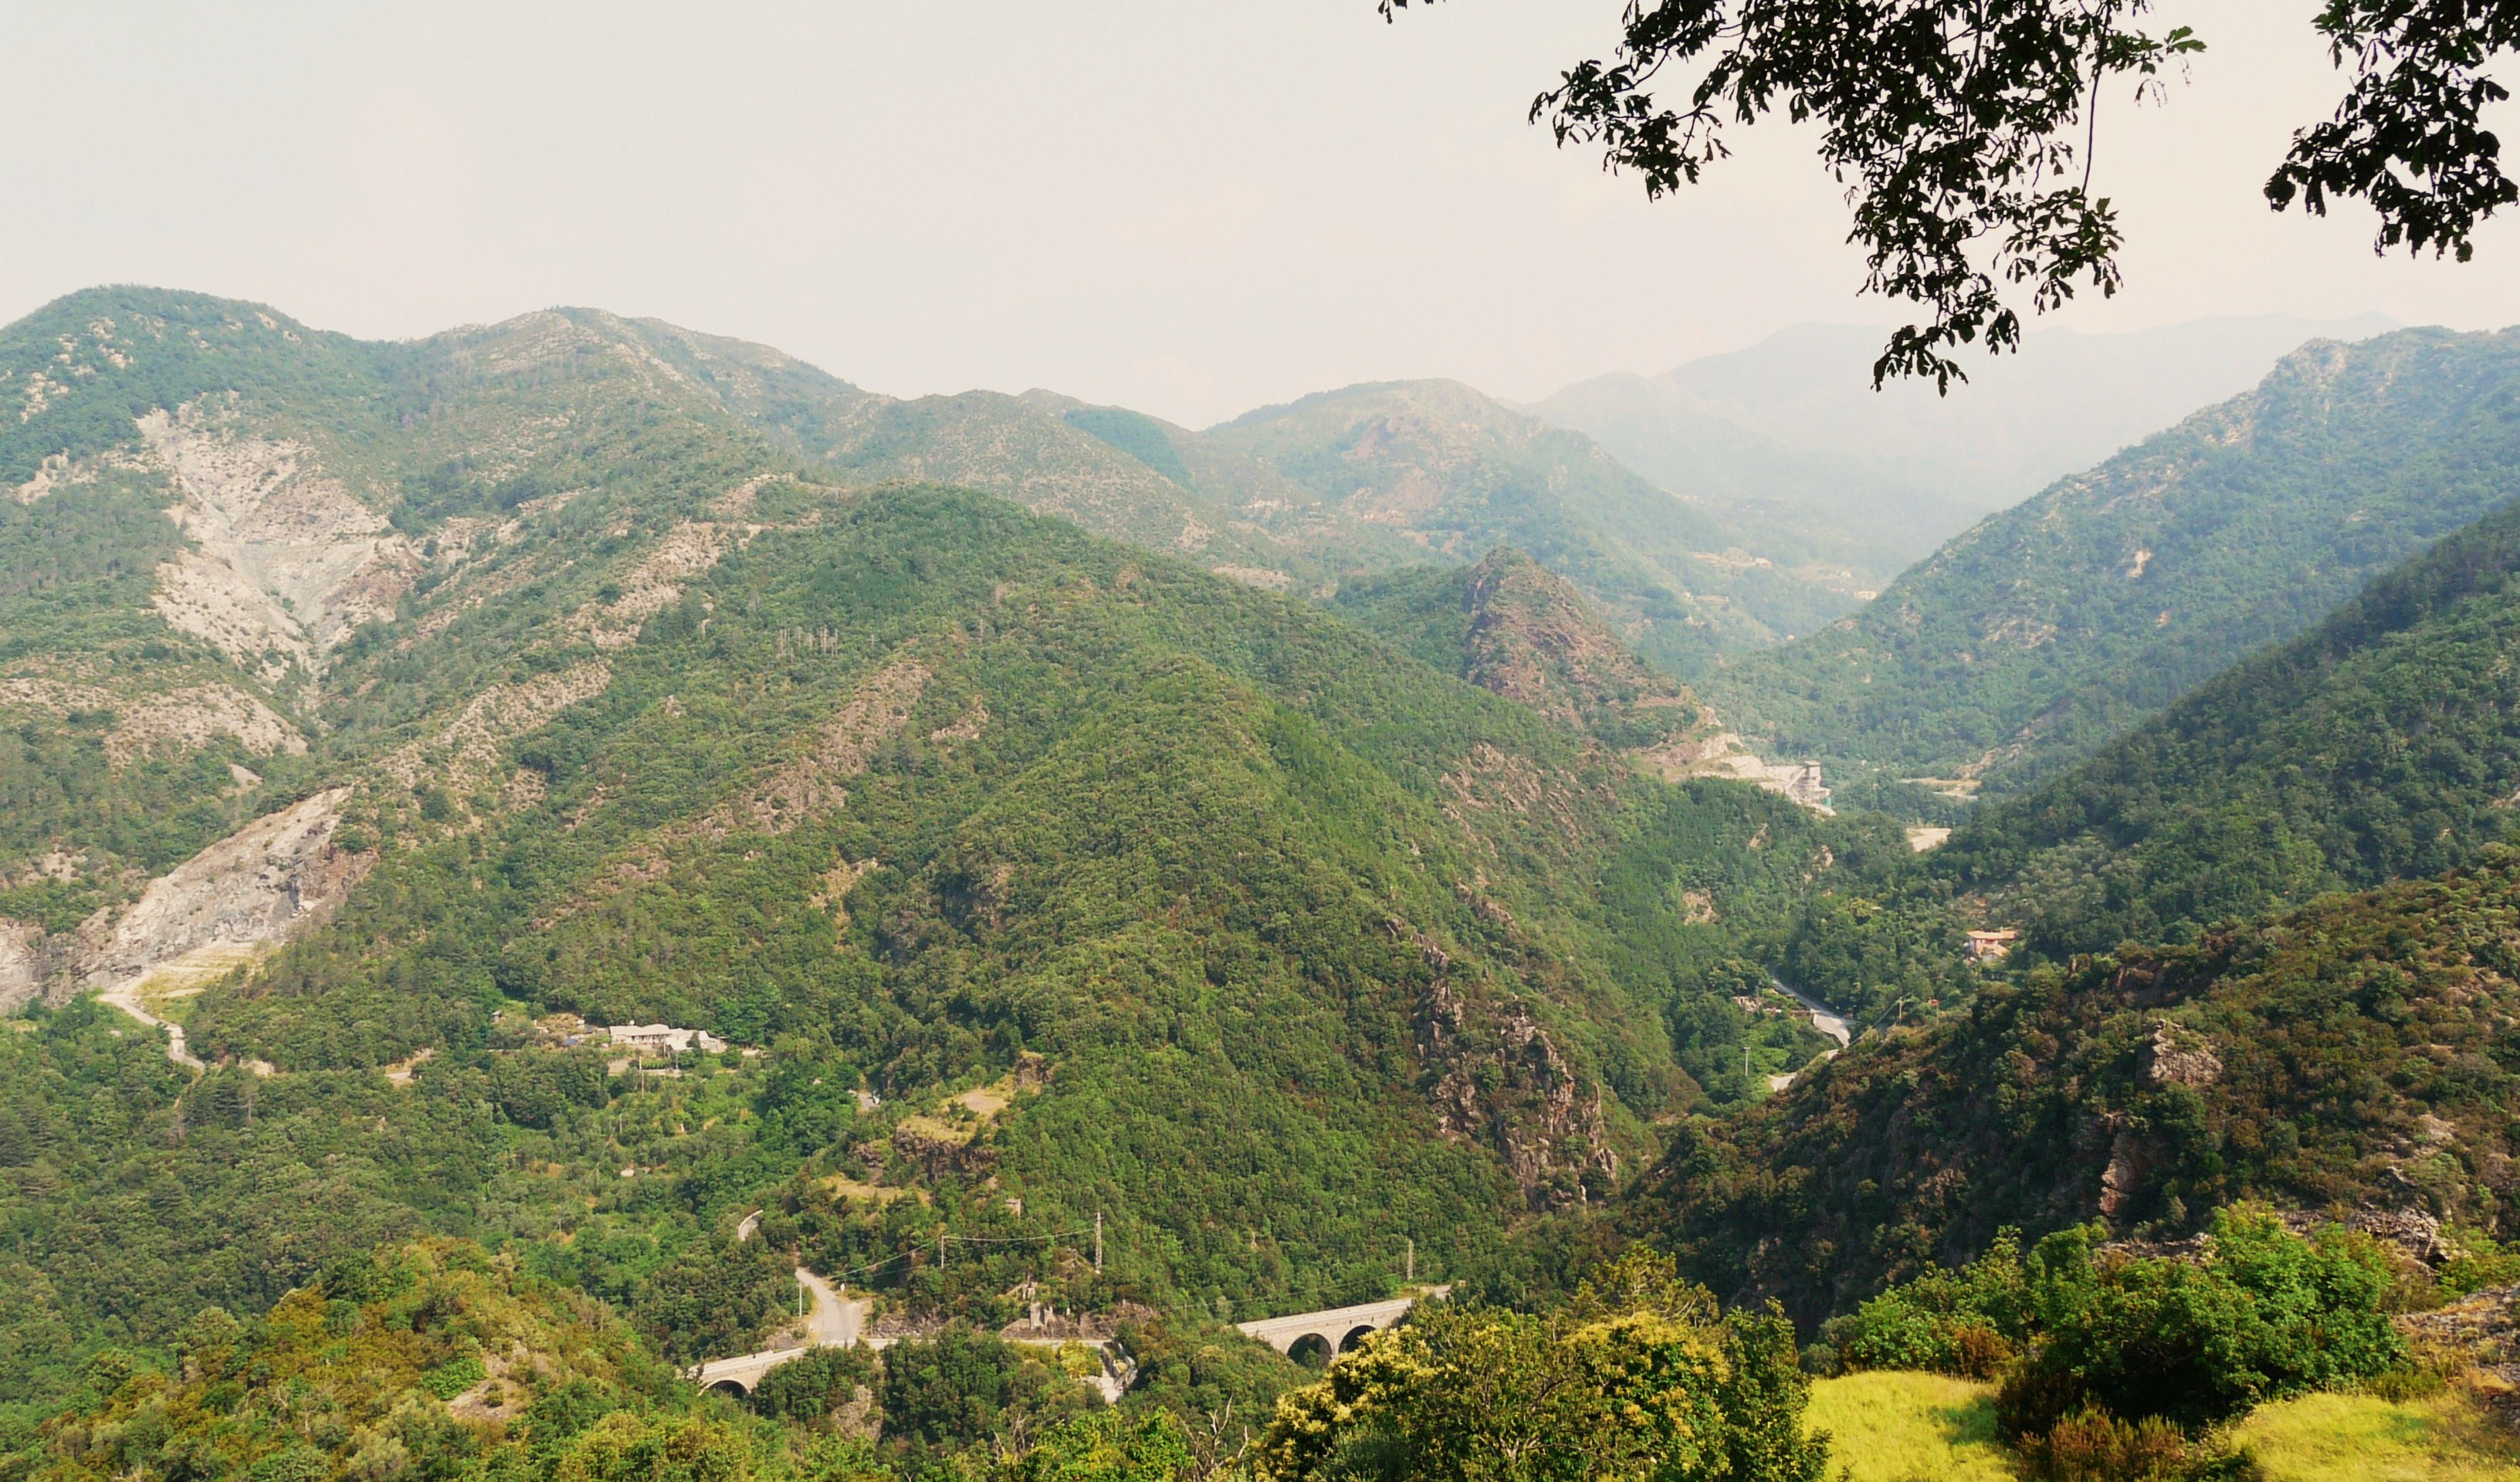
[6,1,2516,426]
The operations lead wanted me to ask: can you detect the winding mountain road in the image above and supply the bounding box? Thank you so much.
[1770,978,1851,1047]
[798,1267,864,1348]
[97,979,205,1073]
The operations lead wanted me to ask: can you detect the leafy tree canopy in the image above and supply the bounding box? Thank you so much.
[1252,1248,1825,1482]
[1387,0,2514,387]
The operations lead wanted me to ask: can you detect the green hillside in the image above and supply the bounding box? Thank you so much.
[1699,328,2520,797]
[1329,548,1712,754]
[1942,490,2520,956]
[0,286,1951,1429]
[19,1237,743,1482]
[1207,380,1871,675]
[1630,854,2520,1319]
[598,333,1868,674]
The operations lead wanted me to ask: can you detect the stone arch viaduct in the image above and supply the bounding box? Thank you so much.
[1234,1287,1450,1362]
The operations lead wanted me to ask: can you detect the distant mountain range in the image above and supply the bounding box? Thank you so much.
[1526,315,2399,573]
[535,327,1882,677]
[1695,327,2520,799]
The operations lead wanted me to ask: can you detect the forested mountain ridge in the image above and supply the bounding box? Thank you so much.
[1208,379,1871,675]
[1332,548,1711,749]
[602,320,1313,576]
[1940,489,2520,956]
[1631,854,2520,1321]
[1331,547,1844,813]
[588,326,1871,675]
[0,286,1948,1428]
[24,1238,740,1482]
[1528,315,2398,574]
[1697,327,2520,797]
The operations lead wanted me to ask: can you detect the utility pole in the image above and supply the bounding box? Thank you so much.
[1094,1210,1104,1274]
[1405,1238,1414,1284]
[939,1230,947,1272]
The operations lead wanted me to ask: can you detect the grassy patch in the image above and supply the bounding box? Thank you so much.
[2233,1389,2520,1481]
[1804,1371,2014,1482]
[1813,1371,2520,1482]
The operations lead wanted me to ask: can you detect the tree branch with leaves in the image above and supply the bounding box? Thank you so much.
[1384,0,2518,388]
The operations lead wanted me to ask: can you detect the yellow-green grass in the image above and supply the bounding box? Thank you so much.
[2232,1389,2520,1481]
[1805,1371,2014,1482]
[1811,1370,2520,1482]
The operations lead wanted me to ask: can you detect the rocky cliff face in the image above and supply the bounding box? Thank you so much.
[0,788,369,1015]
[1458,548,1705,738]
[0,919,40,1013]
[83,787,366,993]
[141,405,417,680]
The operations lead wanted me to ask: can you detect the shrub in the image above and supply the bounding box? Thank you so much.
[2433,1227,2520,1299]
[249,1447,329,1482]
[879,1326,1090,1452]
[995,1409,1194,1482]
[420,1353,486,1399]
[1951,1324,2015,1380]
[751,1346,879,1427]
[1827,1232,2033,1375]
[1110,1315,1306,1435]
[547,1411,748,1482]
[632,1236,791,1364]
[2023,1409,2265,1482]
[2000,1207,2402,1434]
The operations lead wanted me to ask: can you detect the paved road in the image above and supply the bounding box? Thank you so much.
[692,1269,880,1391]
[797,1267,865,1347]
[1770,978,1851,1047]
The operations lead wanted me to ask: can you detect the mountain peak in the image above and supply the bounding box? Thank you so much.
[1458,546,1699,739]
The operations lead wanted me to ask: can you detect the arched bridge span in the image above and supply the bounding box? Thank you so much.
[1234,1287,1450,1359]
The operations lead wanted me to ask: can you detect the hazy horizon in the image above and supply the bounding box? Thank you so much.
[8,1,2517,426]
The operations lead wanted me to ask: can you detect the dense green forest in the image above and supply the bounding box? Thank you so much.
[0,288,1963,1441]
[1630,854,2520,1318]
[0,475,1936,1416]
[1938,491,2520,956]
[12,1235,1844,1482]
[15,283,2520,1478]
[578,323,1867,675]
[1699,328,2520,797]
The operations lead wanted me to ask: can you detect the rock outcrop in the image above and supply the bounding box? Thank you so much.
[0,919,43,1015]
[1633,729,1834,813]
[2,787,371,1017]
[141,405,417,679]
[83,787,368,997]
